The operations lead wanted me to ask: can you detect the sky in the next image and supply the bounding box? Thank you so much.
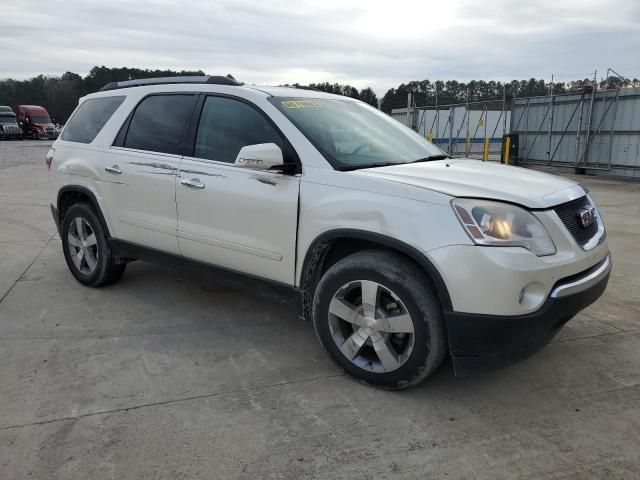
[1,0,639,95]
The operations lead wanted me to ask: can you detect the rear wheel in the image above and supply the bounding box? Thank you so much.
[313,250,446,390]
[61,203,126,287]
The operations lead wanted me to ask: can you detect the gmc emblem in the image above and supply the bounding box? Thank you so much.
[578,206,596,228]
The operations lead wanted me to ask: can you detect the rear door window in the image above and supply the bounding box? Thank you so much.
[61,96,125,143]
[123,94,196,155]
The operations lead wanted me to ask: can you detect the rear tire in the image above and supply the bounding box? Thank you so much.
[312,250,446,390]
[61,203,126,287]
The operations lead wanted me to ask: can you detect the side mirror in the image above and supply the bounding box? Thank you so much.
[234,143,284,171]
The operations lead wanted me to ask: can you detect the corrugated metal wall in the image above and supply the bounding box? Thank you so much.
[391,103,510,158]
[510,89,640,179]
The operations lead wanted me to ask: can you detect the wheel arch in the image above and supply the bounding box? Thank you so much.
[57,186,112,237]
[298,229,452,322]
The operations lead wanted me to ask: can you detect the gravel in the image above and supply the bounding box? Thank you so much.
[0,139,53,169]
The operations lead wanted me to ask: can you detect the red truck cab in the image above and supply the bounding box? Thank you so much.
[17,105,58,139]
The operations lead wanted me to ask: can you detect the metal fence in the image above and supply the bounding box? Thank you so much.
[391,99,510,160]
[510,88,640,179]
[391,87,640,179]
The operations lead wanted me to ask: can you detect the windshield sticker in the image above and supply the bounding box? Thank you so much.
[282,100,322,109]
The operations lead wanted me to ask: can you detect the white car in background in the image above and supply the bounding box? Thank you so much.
[47,76,611,389]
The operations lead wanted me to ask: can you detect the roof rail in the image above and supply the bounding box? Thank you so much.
[290,85,321,92]
[99,75,242,92]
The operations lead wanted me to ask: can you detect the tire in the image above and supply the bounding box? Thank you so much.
[313,250,446,390]
[60,202,126,287]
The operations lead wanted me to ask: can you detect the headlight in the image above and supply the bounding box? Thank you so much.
[452,198,556,256]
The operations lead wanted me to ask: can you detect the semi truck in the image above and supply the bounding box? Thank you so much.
[17,105,58,139]
[0,106,22,140]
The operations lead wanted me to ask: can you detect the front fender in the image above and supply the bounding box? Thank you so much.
[296,179,472,311]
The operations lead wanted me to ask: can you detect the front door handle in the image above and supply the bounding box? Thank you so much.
[180,178,205,189]
[105,165,122,174]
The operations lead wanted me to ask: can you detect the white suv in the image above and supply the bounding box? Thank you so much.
[48,76,611,389]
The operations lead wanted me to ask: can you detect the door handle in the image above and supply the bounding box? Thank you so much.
[105,165,122,174]
[180,178,205,189]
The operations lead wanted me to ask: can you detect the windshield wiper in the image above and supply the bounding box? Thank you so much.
[409,154,451,163]
[336,162,400,172]
[336,155,452,171]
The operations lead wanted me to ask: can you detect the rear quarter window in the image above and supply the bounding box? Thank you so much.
[61,96,125,143]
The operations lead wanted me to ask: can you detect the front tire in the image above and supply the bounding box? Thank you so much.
[61,203,126,287]
[313,250,446,390]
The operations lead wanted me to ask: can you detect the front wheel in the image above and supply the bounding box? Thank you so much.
[61,203,126,287]
[312,250,446,390]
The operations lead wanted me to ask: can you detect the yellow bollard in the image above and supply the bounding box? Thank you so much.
[503,136,511,165]
[427,133,433,143]
[483,138,490,161]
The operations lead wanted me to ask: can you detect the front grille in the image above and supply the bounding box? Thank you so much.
[553,196,598,247]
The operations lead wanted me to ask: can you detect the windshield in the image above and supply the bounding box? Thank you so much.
[271,97,446,170]
[0,116,17,124]
[31,116,51,124]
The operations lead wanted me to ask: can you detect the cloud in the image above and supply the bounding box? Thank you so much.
[1,0,639,94]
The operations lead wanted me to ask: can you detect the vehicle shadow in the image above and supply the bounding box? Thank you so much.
[116,259,553,396]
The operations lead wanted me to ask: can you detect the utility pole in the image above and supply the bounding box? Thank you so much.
[583,70,597,166]
[448,108,454,155]
[502,83,507,137]
[546,74,554,163]
[465,88,470,156]
[575,93,585,168]
[435,83,439,144]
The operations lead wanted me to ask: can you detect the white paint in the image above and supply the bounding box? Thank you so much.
[49,82,610,317]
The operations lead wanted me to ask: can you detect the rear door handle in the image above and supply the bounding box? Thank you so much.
[105,165,122,174]
[180,178,205,189]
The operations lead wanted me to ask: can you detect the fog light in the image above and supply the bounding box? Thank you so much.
[518,282,546,310]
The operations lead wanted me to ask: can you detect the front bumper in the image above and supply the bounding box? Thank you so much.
[445,254,611,376]
[0,131,21,139]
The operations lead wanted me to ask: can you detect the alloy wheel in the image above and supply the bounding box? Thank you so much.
[67,217,99,275]
[328,280,416,373]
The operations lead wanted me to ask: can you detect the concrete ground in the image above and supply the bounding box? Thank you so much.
[1,140,639,480]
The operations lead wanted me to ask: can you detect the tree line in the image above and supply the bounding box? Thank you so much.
[306,82,379,107]
[0,66,206,124]
[379,76,640,112]
[1,66,638,123]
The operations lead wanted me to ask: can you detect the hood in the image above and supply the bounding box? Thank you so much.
[355,159,585,209]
